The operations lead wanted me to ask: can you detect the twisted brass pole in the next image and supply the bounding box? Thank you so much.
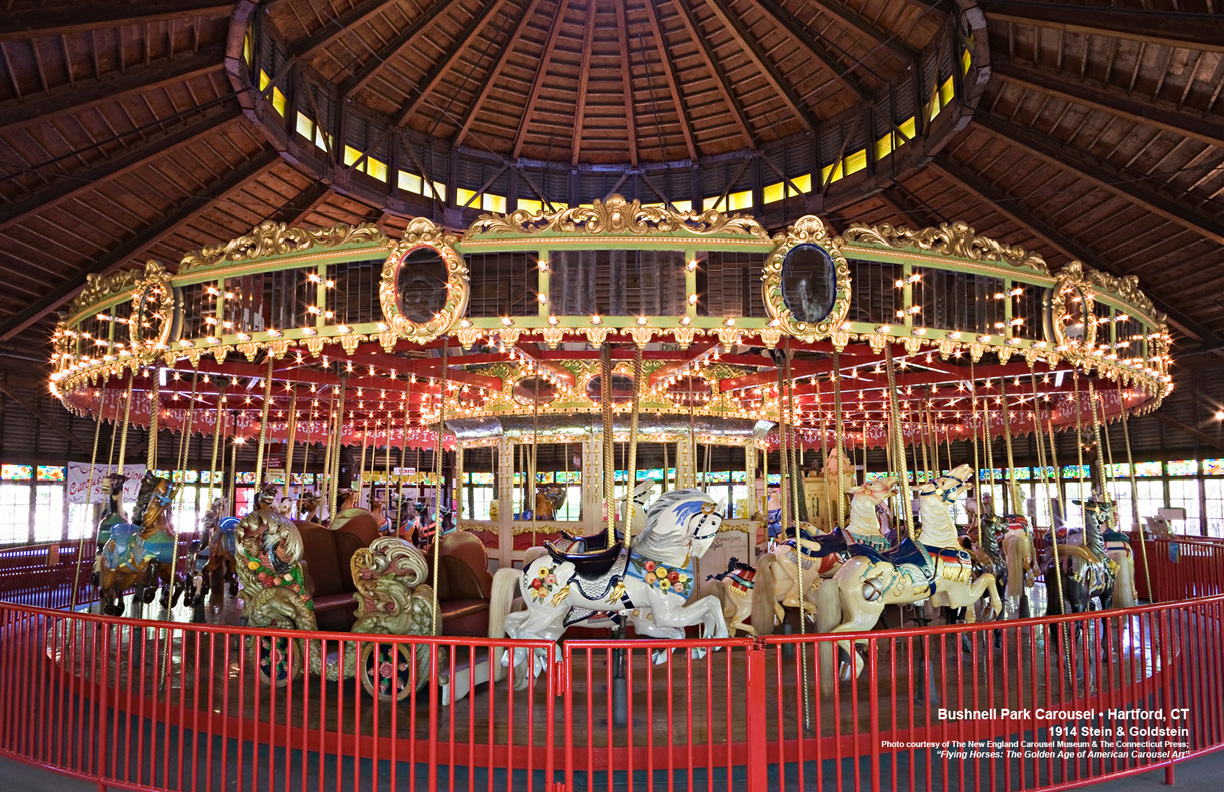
[600,342,615,545]
[252,357,274,492]
[625,345,643,545]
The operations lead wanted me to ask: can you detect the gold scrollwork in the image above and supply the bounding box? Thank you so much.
[468,194,770,239]
[179,221,390,272]
[128,260,178,363]
[1085,268,1161,326]
[378,217,470,343]
[762,216,852,343]
[841,221,1050,274]
[67,268,142,321]
[1048,260,1097,360]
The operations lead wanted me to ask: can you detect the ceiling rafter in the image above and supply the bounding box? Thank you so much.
[0,380,91,456]
[395,0,512,125]
[975,111,1224,248]
[812,0,917,63]
[978,1,1224,53]
[294,0,397,61]
[700,0,815,131]
[339,0,465,98]
[571,1,597,166]
[667,0,755,148]
[994,59,1224,149]
[512,0,574,159]
[450,0,547,148]
[613,0,638,165]
[746,0,870,102]
[928,153,1220,347]
[0,48,223,135]
[0,1,233,40]
[0,105,242,234]
[640,0,697,160]
[0,148,281,343]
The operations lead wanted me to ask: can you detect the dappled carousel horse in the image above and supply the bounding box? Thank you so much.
[183,497,240,609]
[827,464,1001,678]
[488,489,729,686]
[97,472,184,614]
[1044,494,1119,616]
[963,513,1036,621]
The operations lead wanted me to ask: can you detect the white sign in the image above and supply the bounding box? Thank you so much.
[701,531,751,581]
[66,462,146,504]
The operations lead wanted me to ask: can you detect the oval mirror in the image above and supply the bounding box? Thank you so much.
[780,244,836,324]
[1061,284,1086,342]
[396,247,450,325]
[586,373,636,403]
[513,375,559,405]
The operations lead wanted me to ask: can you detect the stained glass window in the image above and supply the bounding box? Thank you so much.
[1107,463,1132,478]
[706,471,730,484]
[1012,467,1032,481]
[766,474,781,486]
[35,466,65,482]
[1167,460,1198,476]
[1204,459,1224,476]
[471,472,495,486]
[1135,461,1163,478]
[1061,465,1091,480]
[731,471,747,483]
[978,468,1004,482]
[1,465,32,481]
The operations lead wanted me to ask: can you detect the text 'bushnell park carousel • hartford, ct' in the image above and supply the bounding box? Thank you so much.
[39,179,1184,786]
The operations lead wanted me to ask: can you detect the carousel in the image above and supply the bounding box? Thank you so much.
[44,196,1175,774]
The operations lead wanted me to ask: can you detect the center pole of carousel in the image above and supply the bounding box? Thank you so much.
[601,340,630,727]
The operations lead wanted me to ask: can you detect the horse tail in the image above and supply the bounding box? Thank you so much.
[1113,555,1137,607]
[750,558,776,636]
[488,567,521,683]
[815,577,842,694]
[1004,534,1025,602]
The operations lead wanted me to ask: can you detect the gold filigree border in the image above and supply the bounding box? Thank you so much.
[128,261,179,364]
[762,216,852,343]
[1049,261,1097,362]
[840,221,1050,275]
[179,221,389,273]
[378,217,469,343]
[468,194,770,239]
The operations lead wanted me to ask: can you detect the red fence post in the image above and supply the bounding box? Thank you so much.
[745,641,768,792]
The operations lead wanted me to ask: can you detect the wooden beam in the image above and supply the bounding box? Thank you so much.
[0,49,223,135]
[747,0,871,102]
[571,1,597,166]
[512,0,574,159]
[613,0,638,165]
[395,0,511,125]
[1153,412,1224,454]
[975,111,1224,247]
[294,0,396,61]
[640,0,697,160]
[0,105,241,233]
[812,0,917,62]
[929,152,1220,347]
[994,59,1224,149]
[339,0,464,98]
[0,1,233,40]
[0,380,90,456]
[701,0,815,130]
[978,1,1224,52]
[668,0,755,148]
[273,180,333,227]
[0,149,281,343]
[450,0,547,148]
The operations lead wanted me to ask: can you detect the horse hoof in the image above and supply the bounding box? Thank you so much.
[689,647,708,660]
[651,649,670,665]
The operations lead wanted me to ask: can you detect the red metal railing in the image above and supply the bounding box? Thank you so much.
[0,538,1221,791]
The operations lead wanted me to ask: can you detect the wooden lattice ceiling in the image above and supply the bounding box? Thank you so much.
[0,0,1223,459]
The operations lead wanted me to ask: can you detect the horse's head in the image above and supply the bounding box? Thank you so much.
[848,476,897,505]
[298,490,323,518]
[134,472,175,530]
[1075,493,1116,533]
[917,463,974,504]
[100,472,127,498]
[633,489,722,563]
[535,485,566,517]
[254,482,278,511]
[201,497,228,533]
[337,488,358,511]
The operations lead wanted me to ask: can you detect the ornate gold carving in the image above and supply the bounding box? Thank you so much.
[67,267,143,321]
[538,326,566,349]
[179,221,389,273]
[840,221,1050,274]
[1086,268,1161,325]
[670,326,697,349]
[1049,260,1097,360]
[762,216,852,343]
[469,194,770,239]
[127,260,178,363]
[378,217,469,343]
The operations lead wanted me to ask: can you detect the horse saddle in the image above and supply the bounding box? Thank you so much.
[844,528,890,552]
[545,540,624,578]
[559,527,622,552]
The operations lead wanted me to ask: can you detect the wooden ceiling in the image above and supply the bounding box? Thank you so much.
[0,0,1223,460]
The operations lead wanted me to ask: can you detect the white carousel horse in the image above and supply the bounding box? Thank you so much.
[525,479,657,566]
[763,476,897,615]
[488,489,729,687]
[999,515,1038,618]
[827,464,1001,678]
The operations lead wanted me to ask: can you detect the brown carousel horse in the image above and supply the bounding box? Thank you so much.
[183,496,240,609]
[97,472,183,614]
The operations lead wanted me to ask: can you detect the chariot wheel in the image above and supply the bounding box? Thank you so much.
[254,635,300,687]
[359,642,418,701]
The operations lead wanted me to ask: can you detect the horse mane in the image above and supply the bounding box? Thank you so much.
[133,473,161,527]
[632,488,710,556]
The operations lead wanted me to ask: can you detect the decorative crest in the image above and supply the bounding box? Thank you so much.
[468,194,769,239]
[179,221,389,273]
[840,221,1050,274]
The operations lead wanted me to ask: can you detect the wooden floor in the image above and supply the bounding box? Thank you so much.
[39,585,1165,755]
